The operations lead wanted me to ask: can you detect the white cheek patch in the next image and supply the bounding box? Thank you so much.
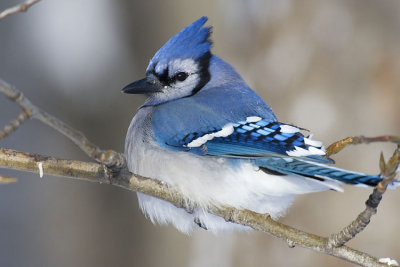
[173,74,199,89]
[187,124,234,148]
[169,58,199,76]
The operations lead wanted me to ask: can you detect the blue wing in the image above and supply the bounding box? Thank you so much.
[165,117,329,161]
[162,117,382,187]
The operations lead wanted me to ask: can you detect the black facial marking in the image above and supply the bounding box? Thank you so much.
[157,67,170,85]
[189,52,211,96]
[188,28,213,95]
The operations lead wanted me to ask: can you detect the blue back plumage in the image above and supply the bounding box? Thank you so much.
[147,16,212,75]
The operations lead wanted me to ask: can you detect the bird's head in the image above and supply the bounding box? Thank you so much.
[122,16,212,106]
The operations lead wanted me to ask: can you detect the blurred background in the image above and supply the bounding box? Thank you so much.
[1,0,400,266]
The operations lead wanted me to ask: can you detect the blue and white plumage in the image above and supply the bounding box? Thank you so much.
[123,17,384,233]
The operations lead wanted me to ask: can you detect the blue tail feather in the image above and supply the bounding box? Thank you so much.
[256,157,382,187]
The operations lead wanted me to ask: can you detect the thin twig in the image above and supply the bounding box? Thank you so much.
[327,198,378,249]
[0,174,18,184]
[0,147,389,267]
[0,0,41,20]
[0,110,31,140]
[327,148,400,248]
[326,135,400,158]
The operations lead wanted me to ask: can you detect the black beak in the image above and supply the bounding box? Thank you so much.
[122,78,163,94]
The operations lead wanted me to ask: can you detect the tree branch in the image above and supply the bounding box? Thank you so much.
[0,147,393,266]
[0,0,41,20]
[1,81,399,266]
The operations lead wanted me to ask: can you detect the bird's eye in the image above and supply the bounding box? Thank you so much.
[175,72,188,82]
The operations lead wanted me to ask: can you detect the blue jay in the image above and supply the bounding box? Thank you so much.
[123,17,385,233]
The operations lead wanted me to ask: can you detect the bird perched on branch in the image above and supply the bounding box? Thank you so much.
[123,17,385,233]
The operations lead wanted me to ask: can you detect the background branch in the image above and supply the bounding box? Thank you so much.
[0,0,41,20]
[0,79,125,167]
[0,110,31,140]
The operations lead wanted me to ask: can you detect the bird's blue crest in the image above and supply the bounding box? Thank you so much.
[147,16,212,74]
